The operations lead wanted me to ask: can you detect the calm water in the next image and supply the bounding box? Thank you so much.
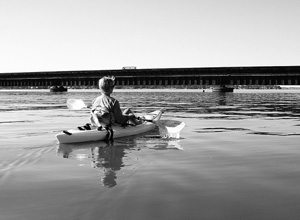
[0,89,300,220]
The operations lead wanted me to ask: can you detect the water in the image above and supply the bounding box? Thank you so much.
[0,89,300,220]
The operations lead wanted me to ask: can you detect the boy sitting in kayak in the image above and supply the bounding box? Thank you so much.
[90,76,141,128]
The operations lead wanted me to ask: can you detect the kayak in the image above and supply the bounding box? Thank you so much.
[56,110,163,144]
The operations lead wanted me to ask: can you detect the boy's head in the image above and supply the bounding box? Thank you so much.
[98,76,115,94]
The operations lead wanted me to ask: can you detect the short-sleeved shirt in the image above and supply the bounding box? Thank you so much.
[91,94,127,125]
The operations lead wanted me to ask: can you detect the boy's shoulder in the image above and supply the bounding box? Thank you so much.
[92,95,102,102]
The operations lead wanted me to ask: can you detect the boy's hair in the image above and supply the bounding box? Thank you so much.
[98,76,115,93]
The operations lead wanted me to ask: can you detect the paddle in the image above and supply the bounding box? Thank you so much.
[67,99,88,110]
[66,99,155,122]
[66,99,157,119]
[66,99,185,138]
[157,121,186,139]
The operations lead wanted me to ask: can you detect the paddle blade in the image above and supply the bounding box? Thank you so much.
[165,122,185,138]
[157,121,186,139]
[67,99,87,110]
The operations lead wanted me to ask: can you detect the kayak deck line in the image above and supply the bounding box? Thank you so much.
[62,130,72,135]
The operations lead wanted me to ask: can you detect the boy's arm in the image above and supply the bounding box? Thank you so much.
[113,101,128,124]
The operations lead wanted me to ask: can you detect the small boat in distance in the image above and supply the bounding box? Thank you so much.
[212,85,234,93]
[50,86,68,92]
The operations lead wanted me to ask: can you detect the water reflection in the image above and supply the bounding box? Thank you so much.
[139,136,184,150]
[91,143,124,188]
[57,137,183,188]
[212,92,230,106]
[57,141,123,187]
[91,145,125,187]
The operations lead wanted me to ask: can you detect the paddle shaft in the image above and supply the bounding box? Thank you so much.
[67,99,155,122]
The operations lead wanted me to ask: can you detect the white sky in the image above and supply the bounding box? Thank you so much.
[0,0,300,73]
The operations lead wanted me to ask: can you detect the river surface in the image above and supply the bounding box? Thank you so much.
[0,89,300,220]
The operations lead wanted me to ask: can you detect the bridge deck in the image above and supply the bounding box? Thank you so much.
[1,66,300,88]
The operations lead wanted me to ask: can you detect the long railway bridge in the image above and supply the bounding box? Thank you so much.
[0,66,300,89]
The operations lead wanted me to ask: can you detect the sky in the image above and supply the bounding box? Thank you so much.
[1,0,300,73]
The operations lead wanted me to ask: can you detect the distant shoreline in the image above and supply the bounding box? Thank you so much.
[2,85,299,91]
[1,87,300,93]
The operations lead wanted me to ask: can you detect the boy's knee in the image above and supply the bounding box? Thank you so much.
[123,108,132,115]
[90,114,100,127]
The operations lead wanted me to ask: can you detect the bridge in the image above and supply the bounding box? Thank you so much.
[0,66,300,89]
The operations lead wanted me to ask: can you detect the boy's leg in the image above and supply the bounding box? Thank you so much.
[123,108,133,115]
[90,113,101,127]
[123,108,142,125]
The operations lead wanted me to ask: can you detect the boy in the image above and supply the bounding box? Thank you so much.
[90,76,140,128]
